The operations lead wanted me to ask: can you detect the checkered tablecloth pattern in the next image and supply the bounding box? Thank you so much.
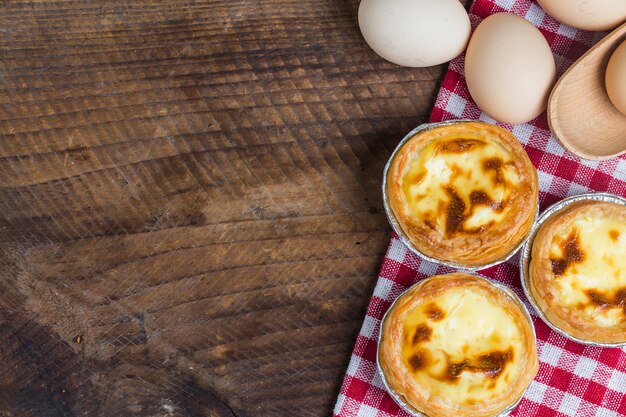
[333,1,626,416]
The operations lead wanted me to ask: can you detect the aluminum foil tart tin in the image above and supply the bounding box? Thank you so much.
[382,119,538,272]
[376,273,535,417]
[519,192,626,348]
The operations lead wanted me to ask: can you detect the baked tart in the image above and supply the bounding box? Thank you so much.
[378,273,538,417]
[529,200,626,344]
[385,121,538,268]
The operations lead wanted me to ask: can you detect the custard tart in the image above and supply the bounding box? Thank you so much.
[385,121,538,268]
[378,273,538,417]
[529,200,626,344]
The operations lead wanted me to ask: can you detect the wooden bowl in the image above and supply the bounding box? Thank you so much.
[548,22,626,160]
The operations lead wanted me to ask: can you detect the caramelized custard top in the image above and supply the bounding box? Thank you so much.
[548,213,626,326]
[401,136,520,238]
[401,286,524,404]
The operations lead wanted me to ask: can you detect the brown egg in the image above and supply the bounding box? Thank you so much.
[464,13,556,125]
[606,40,626,116]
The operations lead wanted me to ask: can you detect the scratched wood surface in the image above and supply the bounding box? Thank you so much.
[0,1,467,416]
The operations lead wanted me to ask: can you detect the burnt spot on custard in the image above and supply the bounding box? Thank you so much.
[435,139,486,154]
[412,324,432,344]
[408,349,430,371]
[610,230,620,242]
[443,187,506,238]
[425,303,444,321]
[550,229,585,276]
[445,187,466,237]
[442,348,513,383]
[585,288,626,314]
[470,190,504,211]
[483,158,504,185]
[476,350,514,379]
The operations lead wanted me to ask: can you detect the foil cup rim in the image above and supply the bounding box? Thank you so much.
[519,192,626,348]
[376,272,537,417]
[382,119,537,271]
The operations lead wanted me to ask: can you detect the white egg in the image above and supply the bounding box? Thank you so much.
[537,0,626,32]
[464,13,557,125]
[358,0,471,68]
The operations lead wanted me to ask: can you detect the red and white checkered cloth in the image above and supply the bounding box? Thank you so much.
[334,1,626,416]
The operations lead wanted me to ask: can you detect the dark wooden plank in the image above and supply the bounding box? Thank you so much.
[0,0,468,415]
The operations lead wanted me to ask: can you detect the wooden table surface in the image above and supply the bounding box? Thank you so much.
[0,1,467,415]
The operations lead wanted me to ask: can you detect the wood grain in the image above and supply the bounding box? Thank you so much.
[548,21,626,160]
[0,0,467,415]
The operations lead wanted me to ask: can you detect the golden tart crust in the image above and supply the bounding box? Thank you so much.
[386,122,538,267]
[379,273,538,417]
[529,201,626,344]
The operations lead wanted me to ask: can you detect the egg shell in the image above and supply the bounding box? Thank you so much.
[537,0,626,32]
[358,0,471,68]
[464,13,556,125]
[606,40,626,116]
